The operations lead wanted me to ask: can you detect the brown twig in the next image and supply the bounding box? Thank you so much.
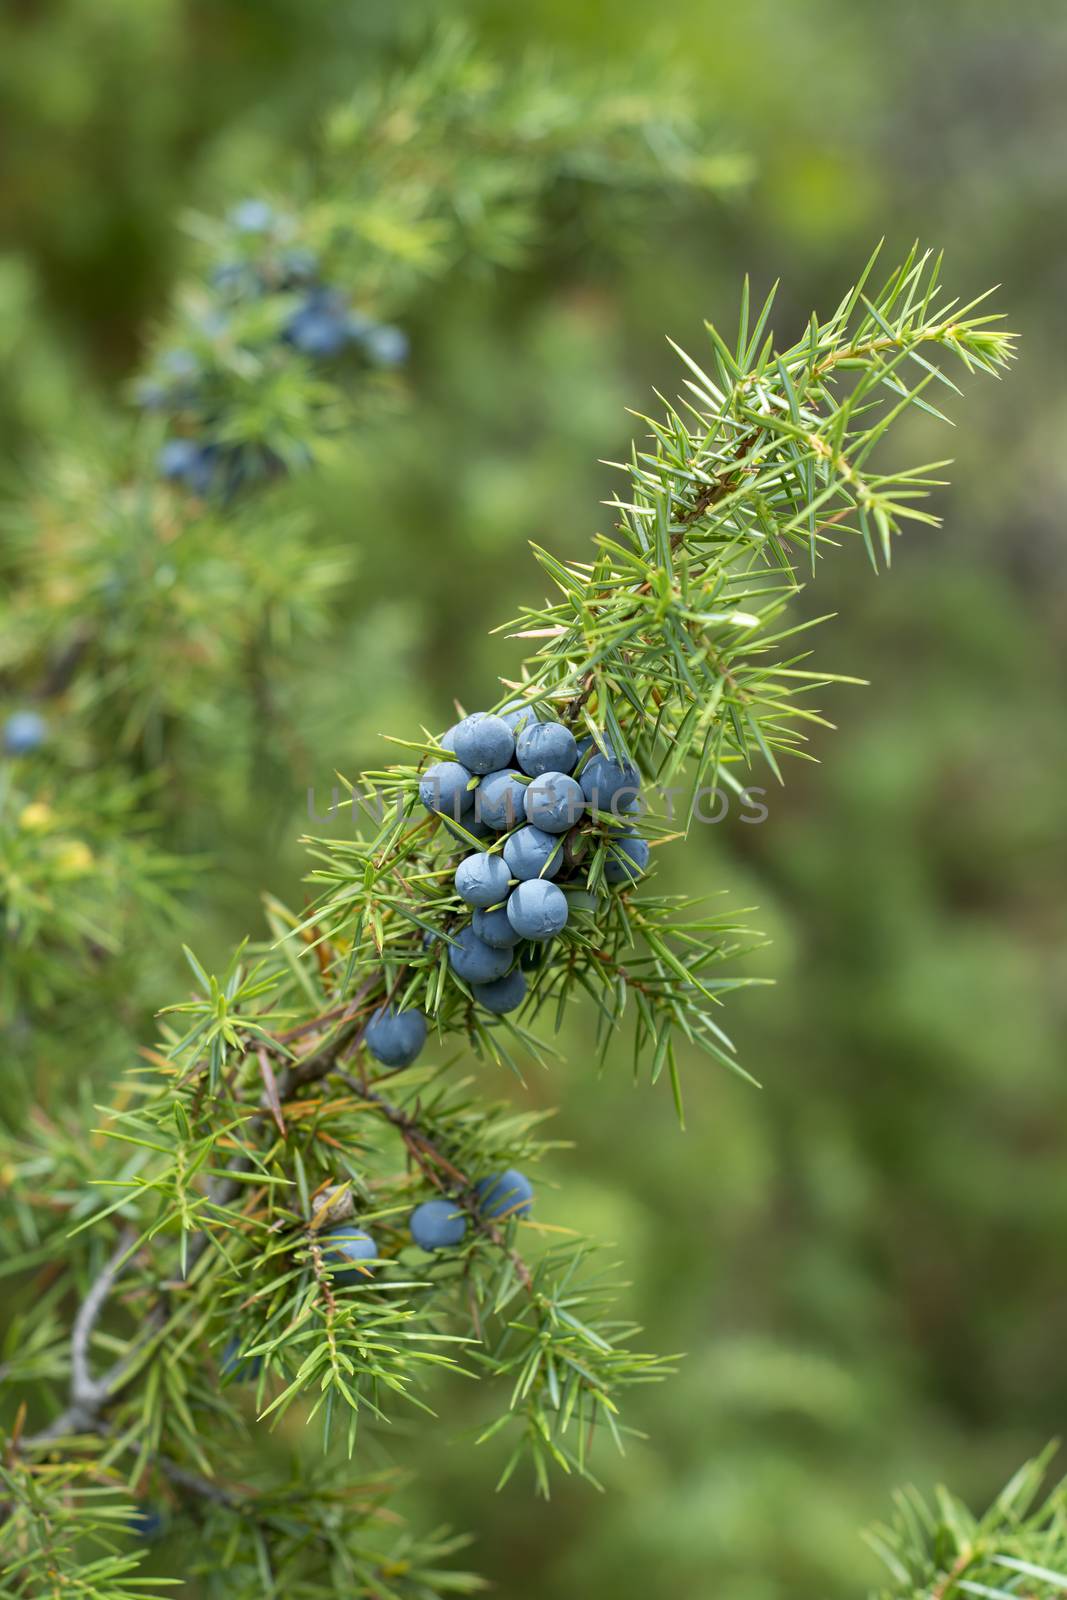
[335,1071,535,1294]
[21,980,383,1450]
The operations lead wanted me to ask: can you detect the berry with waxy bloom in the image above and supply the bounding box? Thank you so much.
[361,323,409,366]
[365,1005,427,1068]
[498,699,540,735]
[451,713,514,775]
[285,290,351,357]
[409,1199,467,1251]
[158,437,202,481]
[448,925,514,984]
[580,751,642,813]
[603,793,644,834]
[319,1226,379,1284]
[523,771,584,834]
[472,905,522,949]
[474,1169,534,1220]
[471,967,528,1014]
[229,198,275,233]
[474,768,527,831]
[455,851,511,908]
[3,711,46,755]
[516,720,578,778]
[419,760,474,819]
[506,880,569,941]
[502,825,563,881]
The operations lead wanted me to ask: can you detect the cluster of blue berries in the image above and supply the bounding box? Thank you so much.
[313,1169,534,1277]
[417,703,649,1015]
[409,1170,534,1251]
[147,198,408,496]
[224,702,645,1320]
[311,1168,535,1277]
[285,288,408,367]
[3,710,47,756]
[156,434,244,499]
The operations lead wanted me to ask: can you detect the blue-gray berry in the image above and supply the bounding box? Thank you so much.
[474,1169,534,1220]
[419,760,474,819]
[158,438,218,495]
[409,1198,467,1251]
[502,825,563,881]
[161,347,200,382]
[516,721,578,777]
[604,833,650,885]
[580,752,642,814]
[452,713,514,775]
[454,852,511,908]
[287,306,349,358]
[471,906,522,949]
[471,967,528,1014]
[506,880,569,941]
[229,198,275,233]
[448,925,514,984]
[523,772,584,834]
[3,711,46,755]
[158,438,201,481]
[286,289,350,357]
[361,323,409,367]
[499,699,540,735]
[474,769,528,831]
[320,1226,379,1284]
[365,1004,427,1068]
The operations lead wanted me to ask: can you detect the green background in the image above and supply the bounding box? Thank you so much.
[3,2,1065,1595]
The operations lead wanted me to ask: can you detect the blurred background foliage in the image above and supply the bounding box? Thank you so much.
[1,2,1064,1597]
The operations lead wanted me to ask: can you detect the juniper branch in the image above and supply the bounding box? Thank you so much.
[3,247,1013,1594]
[866,1448,1067,1600]
[23,981,380,1447]
[36,247,1011,1449]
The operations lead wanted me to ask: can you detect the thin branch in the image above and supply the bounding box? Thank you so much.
[70,1226,139,1408]
[336,1071,535,1294]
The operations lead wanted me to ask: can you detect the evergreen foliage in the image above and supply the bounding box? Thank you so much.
[0,26,736,1086]
[5,14,1060,1596]
[0,230,1018,1595]
[868,1451,1067,1599]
